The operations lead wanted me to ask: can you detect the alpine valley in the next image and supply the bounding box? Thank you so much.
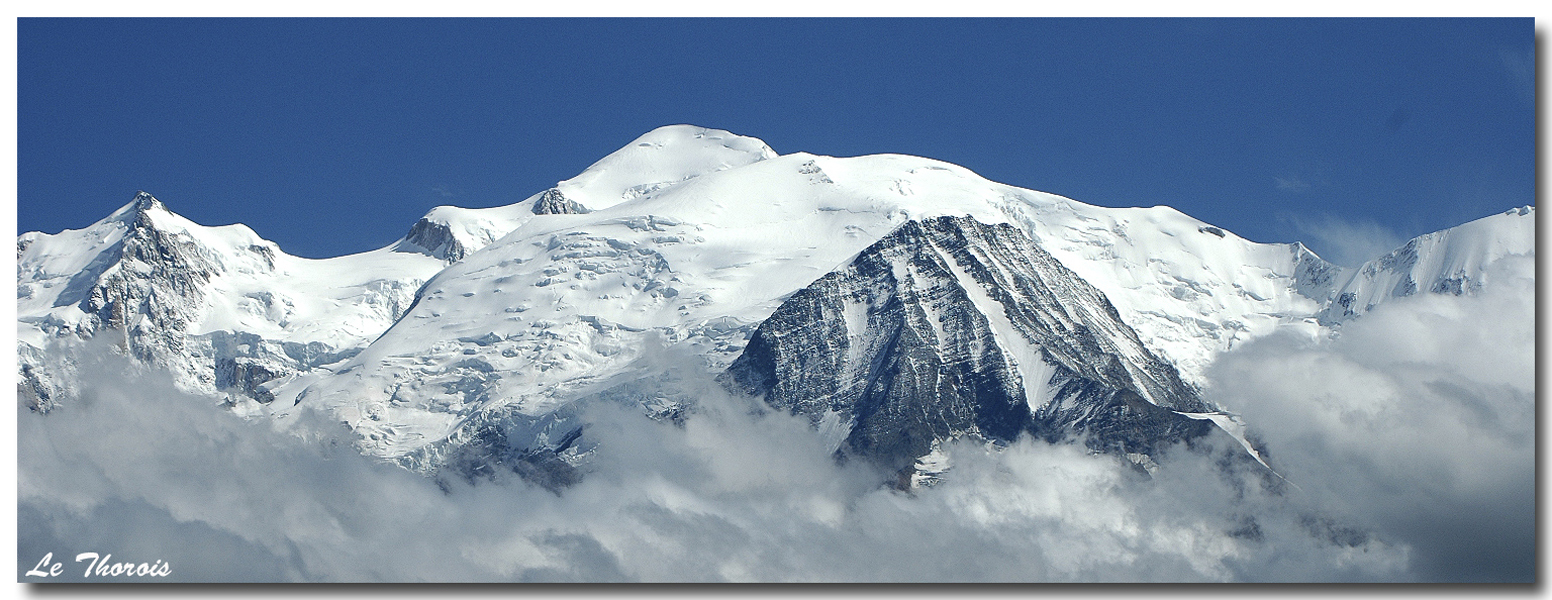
[17,125,1535,492]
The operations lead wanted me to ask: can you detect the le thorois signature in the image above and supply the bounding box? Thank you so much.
[25,552,171,578]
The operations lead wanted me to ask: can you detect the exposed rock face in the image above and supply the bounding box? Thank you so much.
[422,405,588,492]
[1289,242,1341,302]
[208,331,362,403]
[395,202,535,263]
[531,188,592,215]
[403,217,470,262]
[722,216,1211,471]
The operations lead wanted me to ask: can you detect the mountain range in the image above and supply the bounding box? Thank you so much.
[17,125,1535,486]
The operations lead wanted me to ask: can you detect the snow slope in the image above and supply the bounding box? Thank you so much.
[394,202,539,262]
[554,124,779,211]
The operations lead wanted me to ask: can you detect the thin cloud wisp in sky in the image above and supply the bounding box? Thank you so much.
[1282,212,1407,268]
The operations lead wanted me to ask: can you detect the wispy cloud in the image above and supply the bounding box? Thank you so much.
[1283,213,1406,267]
[1274,176,1312,193]
[1498,47,1535,106]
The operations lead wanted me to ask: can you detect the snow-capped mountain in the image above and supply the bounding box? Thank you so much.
[17,125,1535,485]
[18,192,446,407]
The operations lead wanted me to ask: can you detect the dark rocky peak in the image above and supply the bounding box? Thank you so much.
[401,217,468,262]
[531,188,592,215]
[132,190,161,212]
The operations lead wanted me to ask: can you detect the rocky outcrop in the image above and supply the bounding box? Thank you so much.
[531,188,592,215]
[403,217,470,262]
[61,193,220,339]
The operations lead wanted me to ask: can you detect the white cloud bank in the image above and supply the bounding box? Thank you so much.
[1205,254,1535,583]
[18,255,1532,582]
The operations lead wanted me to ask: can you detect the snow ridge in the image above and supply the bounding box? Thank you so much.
[1318,206,1535,323]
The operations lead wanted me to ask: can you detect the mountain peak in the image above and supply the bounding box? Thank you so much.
[632,124,776,155]
[132,190,160,210]
[553,125,778,211]
[1316,205,1536,324]
[103,190,172,228]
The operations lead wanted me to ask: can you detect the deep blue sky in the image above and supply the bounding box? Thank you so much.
[18,18,1535,264]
